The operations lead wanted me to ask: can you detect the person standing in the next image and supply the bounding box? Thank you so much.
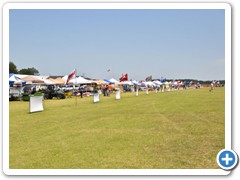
[104,85,108,96]
[107,84,111,96]
[79,86,83,98]
[209,82,214,92]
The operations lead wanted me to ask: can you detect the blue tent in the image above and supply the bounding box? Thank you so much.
[132,81,141,86]
[160,78,166,83]
[104,79,114,84]
[140,82,146,87]
[9,73,26,85]
[104,79,111,83]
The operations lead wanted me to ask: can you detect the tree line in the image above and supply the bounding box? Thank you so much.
[9,62,39,75]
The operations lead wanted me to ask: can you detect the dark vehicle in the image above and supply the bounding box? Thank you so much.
[22,85,36,101]
[41,85,65,99]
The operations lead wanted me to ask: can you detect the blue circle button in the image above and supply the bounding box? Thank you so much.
[217,149,238,170]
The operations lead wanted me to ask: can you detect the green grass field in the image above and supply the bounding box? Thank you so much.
[9,87,225,169]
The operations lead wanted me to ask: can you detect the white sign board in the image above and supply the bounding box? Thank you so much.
[93,93,100,103]
[116,90,121,100]
[29,96,44,113]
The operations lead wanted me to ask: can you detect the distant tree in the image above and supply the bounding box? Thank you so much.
[19,67,39,75]
[9,61,18,74]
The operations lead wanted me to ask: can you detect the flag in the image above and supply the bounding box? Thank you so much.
[65,69,76,85]
[145,75,152,82]
[119,73,128,82]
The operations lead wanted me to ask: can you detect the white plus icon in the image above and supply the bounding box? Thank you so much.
[222,153,233,165]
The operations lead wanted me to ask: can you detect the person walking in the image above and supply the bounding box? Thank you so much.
[209,82,214,92]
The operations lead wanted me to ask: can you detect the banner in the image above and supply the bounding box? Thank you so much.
[116,90,121,100]
[29,95,44,113]
[93,93,100,103]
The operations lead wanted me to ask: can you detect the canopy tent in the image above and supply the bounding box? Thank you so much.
[153,82,160,86]
[145,81,156,87]
[92,79,109,85]
[41,79,56,85]
[140,82,147,87]
[21,75,44,84]
[118,81,133,85]
[32,76,56,85]
[61,75,68,81]
[109,78,119,84]
[9,73,26,84]
[47,78,62,85]
[132,80,141,86]
[104,79,112,84]
[9,73,26,85]
[14,74,28,79]
[9,73,18,82]
[171,81,178,86]
[153,81,162,85]
[160,78,167,83]
[69,76,92,84]
[55,77,66,84]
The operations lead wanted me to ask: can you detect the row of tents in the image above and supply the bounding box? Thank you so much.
[9,74,93,85]
[9,73,185,87]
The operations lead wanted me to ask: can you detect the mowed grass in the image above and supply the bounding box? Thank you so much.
[9,87,225,169]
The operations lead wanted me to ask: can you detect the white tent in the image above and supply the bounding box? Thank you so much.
[171,81,178,86]
[145,81,155,87]
[9,73,25,85]
[42,79,56,85]
[35,76,55,85]
[153,81,162,85]
[132,80,141,86]
[109,78,119,84]
[62,75,68,81]
[119,81,133,85]
[69,76,92,84]
[14,74,28,79]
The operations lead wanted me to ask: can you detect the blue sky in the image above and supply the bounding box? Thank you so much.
[10,9,225,81]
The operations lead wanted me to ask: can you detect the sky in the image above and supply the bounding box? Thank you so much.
[9,9,225,81]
